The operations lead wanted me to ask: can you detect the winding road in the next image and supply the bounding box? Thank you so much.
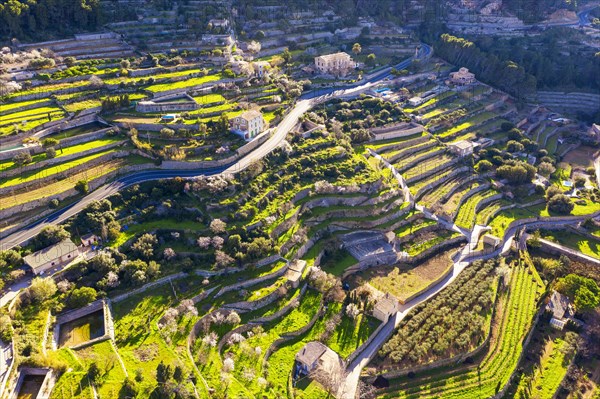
[0,45,431,251]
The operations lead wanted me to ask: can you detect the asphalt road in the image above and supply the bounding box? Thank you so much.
[0,44,431,251]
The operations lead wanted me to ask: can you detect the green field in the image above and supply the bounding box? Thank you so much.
[145,73,223,93]
[58,310,105,348]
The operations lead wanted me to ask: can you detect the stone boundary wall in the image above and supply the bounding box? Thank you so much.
[537,238,600,267]
[388,140,437,164]
[52,300,113,350]
[372,135,430,156]
[451,183,491,218]
[270,208,301,240]
[371,125,426,142]
[439,175,486,205]
[0,162,154,220]
[474,193,504,213]
[396,148,446,174]
[254,284,307,324]
[215,261,288,298]
[1,140,126,179]
[222,287,285,313]
[415,166,470,200]
[7,367,53,399]
[263,296,324,362]
[0,340,15,399]
[346,317,389,364]
[0,100,53,117]
[59,127,114,148]
[405,157,460,185]
[0,150,129,196]
[109,273,185,303]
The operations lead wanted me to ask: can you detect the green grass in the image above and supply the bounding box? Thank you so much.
[379,263,543,399]
[0,98,50,114]
[540,229,600,259]
[193,93,226,105]
[145,73,223,93]
[63,99,102,112]
[112,284,194,397]
[0,137,123,173]
[510,335,574,399]
[0,149,117,188]
[454,189,497,229]
[111,218,208,248]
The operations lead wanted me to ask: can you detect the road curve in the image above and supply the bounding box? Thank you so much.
[0,46,431,250]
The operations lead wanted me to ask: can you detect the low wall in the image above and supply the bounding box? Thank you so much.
[2,141,126,179]
[388,140,437,164]
[415,166,470,200]
[215,260,288,298]
[537,238,600,267]
[372,135,430,156]
[52,300,112,350]
[0,150,129,196]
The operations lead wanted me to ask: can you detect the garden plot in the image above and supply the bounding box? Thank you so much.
[401,154,455,181]
[436,112,498,141]
[454,188,498,229]
[419,173,470,206]
[340,231,396,261]
[540,229,600,260]
[55,300,111,348]
[378,262,544,399]
[355,248,456,304]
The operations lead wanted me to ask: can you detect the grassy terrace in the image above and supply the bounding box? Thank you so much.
[362,249,454,303]
[403,90,456,113]
[488,199,600,238]
[420,173,469,206]
[441,181,481,216]
[393,145,445,171]
[476,199,510,225]
[365,131,428,151]
[0,155,150,210]
[378,263,543,399]
[6,80,90,98]
[0,149,118,188]
[509,333,575,399]
[454,189,498,229]
[410,167,453,196]
[436,112,497,140]
[0,137,123,173]
[402,154,454,181]
[63,99,102,112]
[0,106,66,136]
[540,229,600,259]
[0,98,50,114]
[145,73,223,93]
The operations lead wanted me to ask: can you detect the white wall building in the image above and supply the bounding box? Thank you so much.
[314,52,355,76]
[231,109,266,140]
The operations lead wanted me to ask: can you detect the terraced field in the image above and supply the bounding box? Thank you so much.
[377,263,544,399]
[454,188,498,229]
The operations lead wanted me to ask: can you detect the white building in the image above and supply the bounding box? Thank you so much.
[372,293,399,322]
[448,140,475,157]
[449,67,476,85]
[23,239,79,275]
[231,109,266,140]
[314,52,355,76]
[252,61,271,77]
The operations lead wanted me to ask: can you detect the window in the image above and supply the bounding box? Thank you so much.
[51,262,55,266]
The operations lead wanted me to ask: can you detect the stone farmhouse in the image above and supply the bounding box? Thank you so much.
[231,109,267,140]
[295,341,341,377]
[449,67,476,86]
[23,239,79,275]
[448,140,476,157]
[372,293,399,322]
[546,291,573,330]
[136,93,200,113]
[314,52,355,76]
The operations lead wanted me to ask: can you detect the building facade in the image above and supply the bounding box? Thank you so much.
[449,67,476,85]
[314,52,355,76]
[231,110,266,139]
[23,239,79,275]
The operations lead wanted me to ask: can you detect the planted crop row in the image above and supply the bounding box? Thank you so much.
[378,263,542,399]
[454,189,497,229]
